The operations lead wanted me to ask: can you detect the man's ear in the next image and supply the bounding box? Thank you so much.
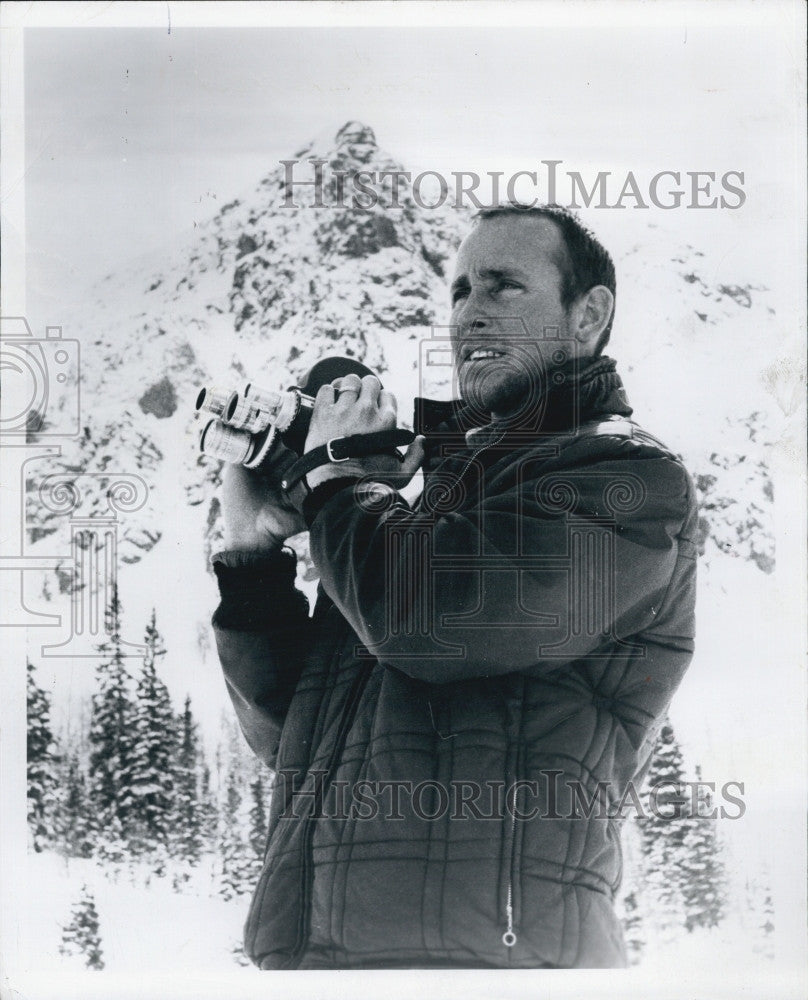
[571,285,614,351]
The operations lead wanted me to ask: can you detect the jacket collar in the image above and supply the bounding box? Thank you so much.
[413,355,633,447]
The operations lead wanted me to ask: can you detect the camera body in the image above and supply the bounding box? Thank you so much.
[196,356,377,479]
[0,318,81,437]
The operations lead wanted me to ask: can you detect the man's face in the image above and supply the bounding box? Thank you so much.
[450,215,573,419]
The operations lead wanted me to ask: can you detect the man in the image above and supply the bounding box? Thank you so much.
[211,205,698,969]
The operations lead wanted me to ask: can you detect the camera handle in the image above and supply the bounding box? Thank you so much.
[280,428,416,491]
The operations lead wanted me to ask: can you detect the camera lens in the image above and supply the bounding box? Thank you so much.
[195,387,231,421]
[199,419,255,464]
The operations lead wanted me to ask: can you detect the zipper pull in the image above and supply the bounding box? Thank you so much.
[502,884,517,947]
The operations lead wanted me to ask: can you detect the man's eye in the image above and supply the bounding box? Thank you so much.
[451,287,470,304]
[497,280,521,293]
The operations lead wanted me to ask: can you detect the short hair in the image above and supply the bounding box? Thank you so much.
[474,203,617,348]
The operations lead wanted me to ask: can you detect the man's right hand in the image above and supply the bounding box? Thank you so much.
[221,459,307,552]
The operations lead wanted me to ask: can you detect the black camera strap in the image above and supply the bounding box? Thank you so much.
[280,429,415,491]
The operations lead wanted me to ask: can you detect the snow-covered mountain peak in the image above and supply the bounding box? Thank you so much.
[291,119,379,163]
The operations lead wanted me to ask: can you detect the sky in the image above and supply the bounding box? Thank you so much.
[16,8,803,333]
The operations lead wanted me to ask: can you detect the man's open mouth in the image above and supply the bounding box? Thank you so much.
[466,349,505,361]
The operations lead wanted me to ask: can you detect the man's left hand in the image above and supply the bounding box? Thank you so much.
[303,373,424,491]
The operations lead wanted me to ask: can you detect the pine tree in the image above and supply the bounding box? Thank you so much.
[57,751,95,859]
[219,763,252,900]
[88,585,138,842]
[678,767,726,932]
[199,761,219,852]
[216,722,258,900]
[129,610,176,856]
[248,771,268,860]
[59,884,104,970]
[759,885,775,959]
[747,871,775,959]
[95,812,129,873]
[171,695,205,871]
[244,769,269,887]
[622,888,645,965]
[27,660,60,852]
[637,719,690,936]
[618,819,647,965]
[177,757,220,892]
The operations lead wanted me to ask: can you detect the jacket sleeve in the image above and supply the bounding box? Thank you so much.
[211,547,310,768]
[306,441,696,684]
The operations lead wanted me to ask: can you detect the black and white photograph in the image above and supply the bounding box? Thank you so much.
[1,2,805,998]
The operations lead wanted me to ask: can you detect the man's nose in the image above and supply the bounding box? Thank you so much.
[451,286,493,350]
[456,290,490,330]
[452,316,487,356]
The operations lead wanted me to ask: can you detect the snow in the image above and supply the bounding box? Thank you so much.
[9,848,786,1000]
[17,851,264,996]
[18,852,775,1000]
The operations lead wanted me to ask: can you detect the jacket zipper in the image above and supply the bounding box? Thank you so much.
[289,658,373,967]
[503,809,518,948]
[502,674,528,950]
[424,431,507,515]
[455,431,506,482]
[451,430,522,950]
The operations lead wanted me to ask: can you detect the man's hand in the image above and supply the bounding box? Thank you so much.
[304,374,424,490]
[221,459,307,552]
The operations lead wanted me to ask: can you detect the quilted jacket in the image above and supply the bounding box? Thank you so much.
[212,357,698,969]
